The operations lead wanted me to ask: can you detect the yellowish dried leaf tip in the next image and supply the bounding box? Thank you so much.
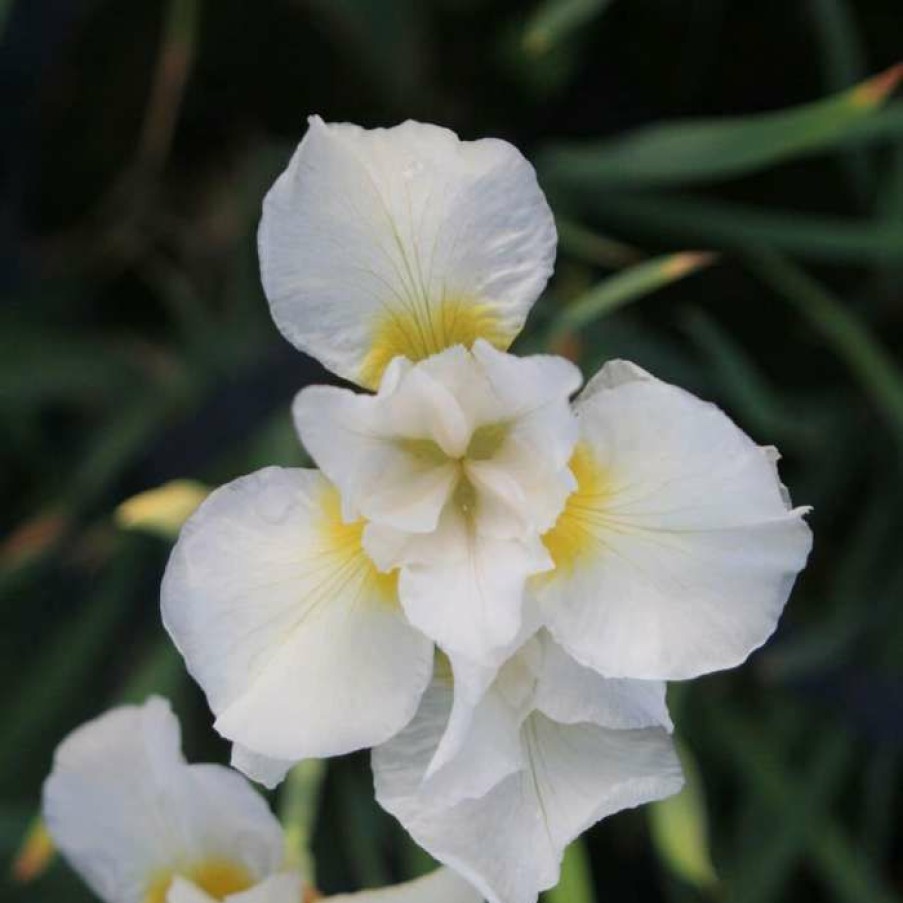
[661,250,718,281]
[850,62,903,109]
[116,480,210,539]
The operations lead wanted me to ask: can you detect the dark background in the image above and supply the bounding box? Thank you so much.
[2,1,902,901]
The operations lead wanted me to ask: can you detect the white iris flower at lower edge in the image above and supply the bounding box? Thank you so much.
[41,698,481,903]
[156,118,813,903]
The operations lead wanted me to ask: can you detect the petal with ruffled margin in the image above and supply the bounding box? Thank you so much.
[373,682,682,903]
[532,633,671,730]
[538,361,813,681]
[162,467,433,765]
[259,117,556,389]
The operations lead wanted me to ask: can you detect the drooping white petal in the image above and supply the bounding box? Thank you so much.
[327,867,482,903]
[374,682,683,903]
[162,467,433,765]
[532,635,672,731]
[42,698,283,903]
[538,360,813,681]
[419,661,523,807]
[420,594,545,796]
[230,746,294,792]
[259,117,556,389]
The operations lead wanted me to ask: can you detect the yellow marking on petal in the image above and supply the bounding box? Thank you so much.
[359,298,514,390]
[542,443,612,573]
[144,860,254,903]
[318,486,399,605]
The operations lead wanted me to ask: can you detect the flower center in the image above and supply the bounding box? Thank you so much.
[466,422,508,460]
[453,476,478,515]
[144,859,254,903]
[399,422,510,520]
[399,421,509,467]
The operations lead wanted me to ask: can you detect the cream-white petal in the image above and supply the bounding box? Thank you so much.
[471,341,582,471]
[421,597,544,799]
[538,361,813,680]
[420,668,523,807]
[42,698,283,903]
[326,867,482,903]
[294,384,459,533]
[371,506,552,662]
[533,634,672,731]
[162,467,433,764]
[463,460,532,539]
[259,117,556,389]
[374,684,683,903]
[230,746,294,791]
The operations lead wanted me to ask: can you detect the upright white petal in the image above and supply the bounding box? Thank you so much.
[374,681,682,903]
[42,698,283,903]
[538,361,813,680]
[162,467,433,766]
[327,867,482,903]
[259,117,556,389]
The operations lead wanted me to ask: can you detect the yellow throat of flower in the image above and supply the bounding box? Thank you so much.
[358,297,514,390]
[144,859,254,903]
[318,486,399,605]
[541,443,612,573]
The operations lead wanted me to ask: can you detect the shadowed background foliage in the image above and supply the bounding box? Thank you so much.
[2,1,902,901]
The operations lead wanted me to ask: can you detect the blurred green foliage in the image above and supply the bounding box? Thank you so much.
[2,1,902,902]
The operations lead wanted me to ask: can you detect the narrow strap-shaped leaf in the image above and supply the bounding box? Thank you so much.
[551,251,715,336]
[540,64,902,188]
[576,191,903,263]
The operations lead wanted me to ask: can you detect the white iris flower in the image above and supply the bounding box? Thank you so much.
[41,697,481,903]
[159,116,812,903]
